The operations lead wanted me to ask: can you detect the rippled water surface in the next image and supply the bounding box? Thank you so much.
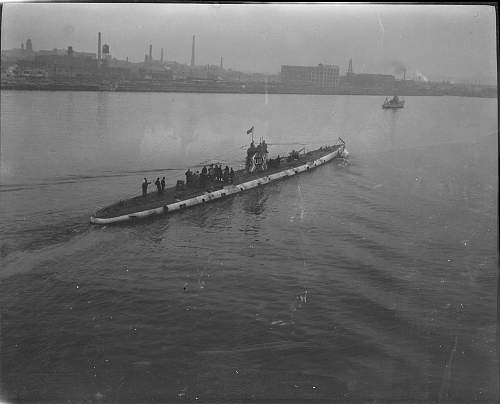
[0,91,497,403]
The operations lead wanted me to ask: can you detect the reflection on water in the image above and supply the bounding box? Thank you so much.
[242,187,269,215]
[96,92,108,134]
[385,107,400,145]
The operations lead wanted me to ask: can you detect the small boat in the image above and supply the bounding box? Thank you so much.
[90,136,347,225]
[382,95,405,109]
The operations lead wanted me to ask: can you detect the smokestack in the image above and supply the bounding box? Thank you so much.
[161,48,164,63]
[191,35,195,67]
[220,56,223,69]
[149,44,153,63]
[98,32,101,62]
[403,68,406,81]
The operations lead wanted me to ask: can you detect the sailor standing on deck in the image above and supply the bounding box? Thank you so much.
[155,177,161,194]
[185,169,192,186]
[161,177,166,193]
[142,178,151,197]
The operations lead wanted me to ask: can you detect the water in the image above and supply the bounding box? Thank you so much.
[0,91,497,403]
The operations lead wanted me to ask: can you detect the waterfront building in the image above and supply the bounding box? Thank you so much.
[339,73,396,91]
[16,52,98,78]
[280,64,340,88]
[139,61,173,81]
[338,58,396,92]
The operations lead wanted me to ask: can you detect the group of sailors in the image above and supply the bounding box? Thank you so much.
[141,164,236,197]
[142,177,166,197]
[185,163,235,188]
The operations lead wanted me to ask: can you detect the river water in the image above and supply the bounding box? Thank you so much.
[0,91,497,403]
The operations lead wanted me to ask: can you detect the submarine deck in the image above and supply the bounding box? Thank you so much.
[94,145,342,219]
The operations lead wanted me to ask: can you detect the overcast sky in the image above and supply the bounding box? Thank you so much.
[1,3,497,81]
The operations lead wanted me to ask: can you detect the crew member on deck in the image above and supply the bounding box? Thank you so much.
[185,169,192,186]
[142,178,151,197]
[161,177,166,193]
[155,177,161,194]
[208,164,215,181]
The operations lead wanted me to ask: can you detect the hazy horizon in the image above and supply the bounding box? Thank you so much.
[1,3,497,82]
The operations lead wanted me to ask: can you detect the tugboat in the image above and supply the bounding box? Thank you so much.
[382,95,405,109]
[90,130,347,225]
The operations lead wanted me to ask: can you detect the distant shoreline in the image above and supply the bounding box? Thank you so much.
[1,81,496,98]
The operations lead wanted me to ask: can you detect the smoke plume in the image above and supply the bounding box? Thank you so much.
[414,71,429,82]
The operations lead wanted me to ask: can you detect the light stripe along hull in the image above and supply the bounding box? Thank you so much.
[90,146,344,225]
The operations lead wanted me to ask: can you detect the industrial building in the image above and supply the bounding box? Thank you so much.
[281,64,340,89]
[339,58,396,91]
[340,73,396,90]
[16,50,98,78]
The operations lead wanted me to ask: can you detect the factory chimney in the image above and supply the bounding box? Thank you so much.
[98,32,101,62]
[161,48,164,63]
[220,56,223,70]
[191,35,195,67]
[403,68,406,81]
[347,58,353,75]
[149,44,153,63]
